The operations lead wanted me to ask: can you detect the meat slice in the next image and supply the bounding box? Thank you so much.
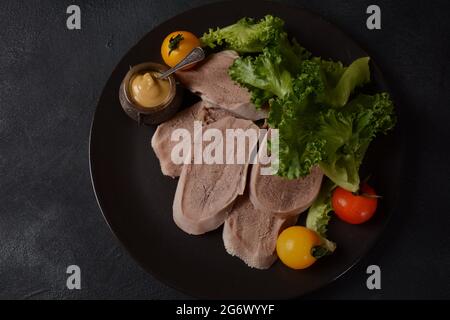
[223,194,298,269]
[176,50,268,121]
[249,163,323,218]
[173,116,259,235]
[151,100,232,178]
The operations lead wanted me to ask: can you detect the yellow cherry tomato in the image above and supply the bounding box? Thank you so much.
[276,226,323,270]
[161,31,201,68]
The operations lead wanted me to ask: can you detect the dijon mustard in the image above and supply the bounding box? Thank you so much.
[129,72,170,108]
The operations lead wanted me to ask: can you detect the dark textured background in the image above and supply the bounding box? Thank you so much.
[1,0,449,299]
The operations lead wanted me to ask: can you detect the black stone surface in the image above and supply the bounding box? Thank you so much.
[0,0,449,299]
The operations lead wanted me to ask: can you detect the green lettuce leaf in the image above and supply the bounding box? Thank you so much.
[313,58,346,86]
[318,93,396,191]
[268,63,326,179]
[319,57,371,107]
[227,31,311,106]
[298,57,371,108]
[229,47,293,100]
[201,15,285,53]
[269,91,395,190]
[306,178,336,252]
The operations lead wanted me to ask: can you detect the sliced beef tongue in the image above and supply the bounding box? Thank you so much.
[176,50,268,121]
[205,106,234,124]
[173,116,259,235]
[151,100,233,178]
[223,194,298,269]
[250,163,324,218]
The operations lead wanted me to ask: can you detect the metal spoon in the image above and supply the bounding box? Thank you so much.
[157,47,205,79]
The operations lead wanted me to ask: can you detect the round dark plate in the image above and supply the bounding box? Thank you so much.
[89,1,403,299]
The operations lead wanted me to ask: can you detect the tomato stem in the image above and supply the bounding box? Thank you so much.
[361,193,383,199]
[168,34,184,55]
[311,246,330,259]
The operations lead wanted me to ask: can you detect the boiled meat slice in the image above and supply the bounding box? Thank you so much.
[173,116,259,235]
[223,194,298,269]
[151,100,232,178]
[249,163,323,218]
[176,50,268,121]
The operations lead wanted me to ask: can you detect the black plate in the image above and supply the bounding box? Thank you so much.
[89,1,403,299]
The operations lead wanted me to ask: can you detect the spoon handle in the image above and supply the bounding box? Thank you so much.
[157,47,205,79]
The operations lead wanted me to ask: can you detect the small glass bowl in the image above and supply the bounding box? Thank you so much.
[119,62,183,125]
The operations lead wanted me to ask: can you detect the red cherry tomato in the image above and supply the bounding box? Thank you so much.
[331,183,378,224]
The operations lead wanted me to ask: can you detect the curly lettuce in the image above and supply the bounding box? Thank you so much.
[201,15,285,53]
[318,93,395,191]
[271,91,395,190]
[319,57,371,108]
[306,179,336,253]
[229,47,293,101]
